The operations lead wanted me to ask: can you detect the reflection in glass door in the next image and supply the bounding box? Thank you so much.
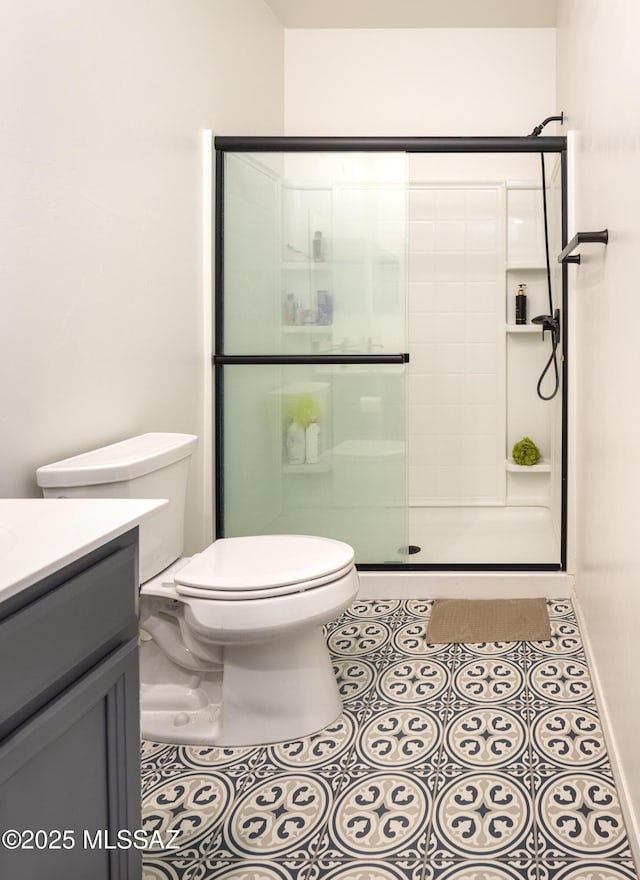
[216,150,409,564]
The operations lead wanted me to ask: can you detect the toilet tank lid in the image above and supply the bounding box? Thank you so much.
[175,534,355,591]
[36,433,198,487]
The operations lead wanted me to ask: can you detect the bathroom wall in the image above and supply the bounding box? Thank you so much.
[0,0,283,551]
[284,28,556,136]
[557,0,640,840]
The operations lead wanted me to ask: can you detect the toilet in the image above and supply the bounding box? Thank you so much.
[36,433,359,746]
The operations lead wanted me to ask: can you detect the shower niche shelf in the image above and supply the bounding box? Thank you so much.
[506,262,546,271]
[282,325,333,333]
[282,260,330,270]
[282,455,332,475]
[505,457,551,473]
[505,324,544,334]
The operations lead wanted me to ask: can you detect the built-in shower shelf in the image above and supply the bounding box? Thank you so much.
[282,325,332,333]
[282,454,332,475]
[505,324,544,334]
[506,457,551,473]
[506,263,546,271]
[282,261,329,269]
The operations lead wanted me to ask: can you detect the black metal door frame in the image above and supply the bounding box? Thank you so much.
[214,136,568,572]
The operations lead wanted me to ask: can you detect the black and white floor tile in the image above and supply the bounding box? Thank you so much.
[141,599,638,880]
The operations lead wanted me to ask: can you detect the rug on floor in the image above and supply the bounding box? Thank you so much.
[426,597,551,643]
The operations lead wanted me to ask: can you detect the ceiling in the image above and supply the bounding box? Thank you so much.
[264,0,559,29]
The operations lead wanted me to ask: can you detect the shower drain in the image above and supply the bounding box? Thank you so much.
[398,544,421,555]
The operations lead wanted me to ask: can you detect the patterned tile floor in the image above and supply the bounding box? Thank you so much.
[140,599,638,880]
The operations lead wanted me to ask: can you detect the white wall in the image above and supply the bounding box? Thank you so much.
[557,0,640,840]
[0,0,283,552]
[285,28,556,135]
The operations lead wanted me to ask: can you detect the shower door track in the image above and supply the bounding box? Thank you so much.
[214,135,569,573]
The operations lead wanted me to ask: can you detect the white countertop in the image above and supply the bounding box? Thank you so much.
[0,498,167,602]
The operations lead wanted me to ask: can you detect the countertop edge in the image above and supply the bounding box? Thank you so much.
[0,499,167,601]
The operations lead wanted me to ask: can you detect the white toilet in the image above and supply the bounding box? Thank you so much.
[36,433,360,747]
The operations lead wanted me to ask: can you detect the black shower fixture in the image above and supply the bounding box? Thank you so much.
[528,112,564,137]
[532,309,562,401]
[535,147,562,401]
[532,310,561,341]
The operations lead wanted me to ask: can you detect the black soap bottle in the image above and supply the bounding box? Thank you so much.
[515,283,527,325]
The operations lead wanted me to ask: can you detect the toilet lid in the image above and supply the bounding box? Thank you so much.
[174,534,355,600]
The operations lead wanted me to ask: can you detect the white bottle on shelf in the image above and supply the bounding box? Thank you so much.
[305,419,320,464]
[286,421,305,464]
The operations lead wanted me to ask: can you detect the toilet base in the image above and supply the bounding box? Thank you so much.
[140,625,342,746]
[140,684,223,745]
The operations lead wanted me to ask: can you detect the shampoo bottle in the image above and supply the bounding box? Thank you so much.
[305,419,320,464]
[515,283,527,325]
[286,421,305,464]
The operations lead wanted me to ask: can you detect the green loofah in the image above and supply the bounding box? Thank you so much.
[512,437,541,466]
[286,393,320,429]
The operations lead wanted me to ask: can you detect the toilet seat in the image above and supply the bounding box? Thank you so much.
[174,534,355,601]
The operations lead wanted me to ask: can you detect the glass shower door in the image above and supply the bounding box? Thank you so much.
[216,150,409,564]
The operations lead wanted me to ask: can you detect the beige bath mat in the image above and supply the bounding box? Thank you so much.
[426,598,551,644]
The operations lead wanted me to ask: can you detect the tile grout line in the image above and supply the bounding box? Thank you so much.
[524,637,543,880]
[422,636,462,879]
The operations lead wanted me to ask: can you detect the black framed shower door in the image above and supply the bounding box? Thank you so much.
[214,136,568,571]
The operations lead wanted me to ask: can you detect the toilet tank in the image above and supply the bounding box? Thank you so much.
[36,433,198,583]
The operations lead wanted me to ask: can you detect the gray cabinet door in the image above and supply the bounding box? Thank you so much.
[0,639,141,880]
[0,542,138,740]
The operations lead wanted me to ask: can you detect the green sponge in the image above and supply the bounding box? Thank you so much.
[512,437,541,466]
[286,393,320,429]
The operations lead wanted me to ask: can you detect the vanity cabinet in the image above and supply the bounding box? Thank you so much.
[0,528,141,880]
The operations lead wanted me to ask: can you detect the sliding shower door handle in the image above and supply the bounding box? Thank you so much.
[214,353,410,365]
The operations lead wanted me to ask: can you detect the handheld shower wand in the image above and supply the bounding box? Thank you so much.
[532,310,561,401]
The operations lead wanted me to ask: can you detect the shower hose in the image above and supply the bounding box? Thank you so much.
[536,152,561,401]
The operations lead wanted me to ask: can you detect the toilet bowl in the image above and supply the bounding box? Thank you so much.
[36,434,360,747]
[140,535,358,745]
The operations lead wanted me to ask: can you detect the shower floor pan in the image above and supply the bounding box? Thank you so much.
[407,505,559,565]
[268,504,559,566]
[266,505,571,600]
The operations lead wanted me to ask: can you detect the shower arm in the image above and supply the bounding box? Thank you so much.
[528,113,564,137]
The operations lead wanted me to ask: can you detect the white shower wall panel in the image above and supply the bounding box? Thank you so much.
[408,183,506,506]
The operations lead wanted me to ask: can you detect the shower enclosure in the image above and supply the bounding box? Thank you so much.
[214,137,567,570]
